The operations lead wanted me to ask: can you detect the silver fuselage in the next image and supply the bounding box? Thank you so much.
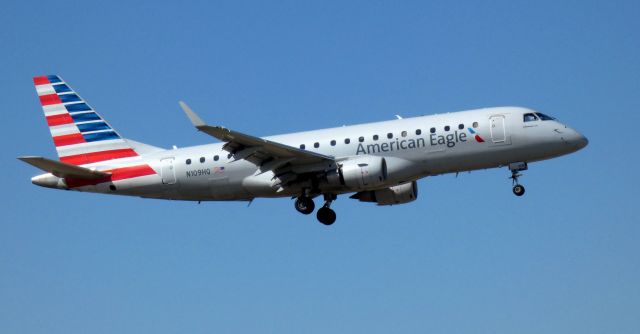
[31,106,588,200]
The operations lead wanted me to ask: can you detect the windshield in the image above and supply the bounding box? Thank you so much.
[523,113,538,122]
[535,112,556,121]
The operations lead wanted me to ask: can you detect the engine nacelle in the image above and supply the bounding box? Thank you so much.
[350,181,418,205]
[326,156,388,191]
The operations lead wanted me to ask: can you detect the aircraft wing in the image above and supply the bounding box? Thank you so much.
[180,102,335,172]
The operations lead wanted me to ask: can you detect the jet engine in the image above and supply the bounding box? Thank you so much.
[350,181,418,205]
[325,156,388,191]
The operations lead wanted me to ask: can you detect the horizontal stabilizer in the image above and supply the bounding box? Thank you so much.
[18,156,110,179]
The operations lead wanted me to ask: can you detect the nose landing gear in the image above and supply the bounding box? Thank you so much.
[512,184,525,196]
[509,162,528,197]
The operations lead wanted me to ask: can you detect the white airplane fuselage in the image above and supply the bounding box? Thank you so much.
[31,106,587,202]
[23,75,589,224]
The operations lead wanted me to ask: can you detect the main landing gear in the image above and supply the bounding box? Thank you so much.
[294,193,337,225]
[509,162,528,196]
[317,194,337,226]
[294,196,315,215]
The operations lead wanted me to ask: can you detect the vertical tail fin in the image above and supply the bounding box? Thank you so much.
[33,75,140,165]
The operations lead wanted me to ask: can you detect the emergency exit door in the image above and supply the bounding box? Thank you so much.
[160,158,176,185]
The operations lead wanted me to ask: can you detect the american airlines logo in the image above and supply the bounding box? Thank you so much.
[356,128,484,155]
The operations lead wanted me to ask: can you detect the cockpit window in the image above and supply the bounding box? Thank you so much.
[523,113,538,122]
[535,113,556,121]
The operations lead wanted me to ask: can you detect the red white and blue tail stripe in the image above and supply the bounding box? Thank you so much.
[33,75,140,166]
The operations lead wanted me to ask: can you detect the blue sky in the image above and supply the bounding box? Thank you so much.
[1,1,638,333]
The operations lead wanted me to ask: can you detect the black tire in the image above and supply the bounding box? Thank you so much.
[513,184,525,196]
[295,197,315,214]
[316,207,337,225]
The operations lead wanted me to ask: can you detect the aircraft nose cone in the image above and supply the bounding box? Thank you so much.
[564,128,588,151]
[576,134,589,150]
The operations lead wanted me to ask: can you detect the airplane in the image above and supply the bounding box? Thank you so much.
[19,75,588,225]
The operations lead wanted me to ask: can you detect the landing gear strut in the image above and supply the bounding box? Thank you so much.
[509,162,527,196]
[317,194,337,225]
[294,196,315,215]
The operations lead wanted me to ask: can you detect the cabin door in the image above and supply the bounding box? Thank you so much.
[490,115,506,143]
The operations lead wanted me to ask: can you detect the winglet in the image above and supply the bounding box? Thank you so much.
[179,101,206,127]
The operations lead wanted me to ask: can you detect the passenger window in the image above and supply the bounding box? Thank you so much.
[345,138,351,144]
[473,122,478,128]
[458,124,464,130]
[314,142,319,148]
[416,129,422,135]
[300,144,305,149]
[401,131,407,137]
[330,140,336,146]
[387,133,393,139]
[200,157,205,163]
[359,136,364,142]
[186,159,191,165]
[214,155,219,161]
[430,127,436,133]
[444,126,450,131]
[373,135,379,141]
[523,113,538,122]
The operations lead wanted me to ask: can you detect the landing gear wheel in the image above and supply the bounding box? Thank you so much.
[508,162,528,197]
[295,197,315,215]
[513,184,525,196]
[316,207,337,225]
